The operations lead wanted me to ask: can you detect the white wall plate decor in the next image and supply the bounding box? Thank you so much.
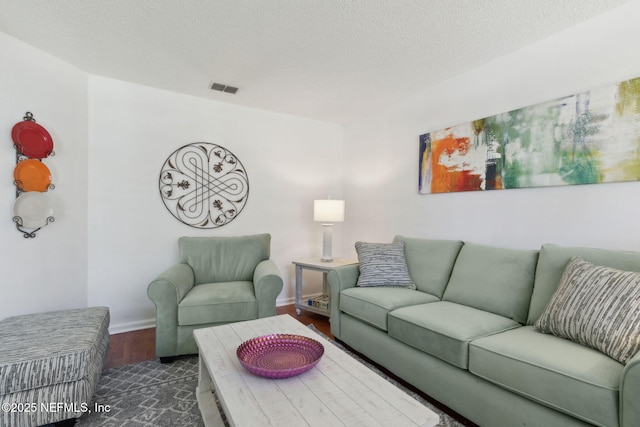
[12,192,55,230]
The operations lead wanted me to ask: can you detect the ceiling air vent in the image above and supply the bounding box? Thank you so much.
[211,82,238,94]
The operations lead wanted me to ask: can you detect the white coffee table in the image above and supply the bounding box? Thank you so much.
[194,314,439,427]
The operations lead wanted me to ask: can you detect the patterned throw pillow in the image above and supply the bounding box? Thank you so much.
[534,256,640,364]
[355,241,416,289]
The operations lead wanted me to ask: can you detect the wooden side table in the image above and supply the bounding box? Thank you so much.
[293,258,359,317]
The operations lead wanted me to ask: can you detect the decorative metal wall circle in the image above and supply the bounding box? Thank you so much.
[159,142,249,228]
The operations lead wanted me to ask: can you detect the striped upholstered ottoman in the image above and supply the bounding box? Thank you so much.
[0,307,109,426]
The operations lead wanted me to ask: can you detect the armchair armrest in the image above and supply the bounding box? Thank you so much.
[254,259,284,318]
[148,263,195,303]
[147,263,195,357]
[327,264,359,339]
[620,350,640,427]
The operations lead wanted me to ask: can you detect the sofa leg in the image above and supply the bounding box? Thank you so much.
[160,356,176,364]
[55,419,76,427]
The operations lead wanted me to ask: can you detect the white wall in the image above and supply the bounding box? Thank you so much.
[87,77,343,332]
[341,1,640,255]
[0,32,89,319]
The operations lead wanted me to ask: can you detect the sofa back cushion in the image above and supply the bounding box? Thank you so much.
[393,236,464,298]
[527,244,640,325]
[179,234,271,284]
[443,242,539,324]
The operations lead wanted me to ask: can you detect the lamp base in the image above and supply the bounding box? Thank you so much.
[321,223,334,262]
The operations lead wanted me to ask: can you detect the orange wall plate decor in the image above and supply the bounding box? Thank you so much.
[14,159,52,192]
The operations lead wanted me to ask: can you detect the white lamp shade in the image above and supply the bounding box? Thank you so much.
[314,199,345,222]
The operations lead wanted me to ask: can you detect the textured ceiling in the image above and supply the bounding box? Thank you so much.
[0,0,631,123]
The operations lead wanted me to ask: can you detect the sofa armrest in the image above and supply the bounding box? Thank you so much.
[327,264,359,339]
[620,350,640,427]
[254,259,284,318]
[148,263,195,304]
[147,263,194,357]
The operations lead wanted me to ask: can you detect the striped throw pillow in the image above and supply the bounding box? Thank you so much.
[355,241,416,289]
[535,256,640,364]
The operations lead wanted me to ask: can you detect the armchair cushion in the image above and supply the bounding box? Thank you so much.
[178,281,257,325]
[179,234,271,284]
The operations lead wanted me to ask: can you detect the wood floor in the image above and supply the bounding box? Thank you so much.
[104,304,329,369]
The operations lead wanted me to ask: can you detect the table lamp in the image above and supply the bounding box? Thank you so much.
[314,199,345,262]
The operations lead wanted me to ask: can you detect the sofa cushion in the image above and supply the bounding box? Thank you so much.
[340,287,438,331]
[355,241,416,289]
[393,236,464,298]
[442,243,538,324]
[535,257,640,364]
[178,281,257,325]
[179,234,271,284]
[388,301,520,369]
[469,326,621,427]
[528,243,640,325]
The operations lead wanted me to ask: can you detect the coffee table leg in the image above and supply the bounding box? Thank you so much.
[198,355,213,393]
[196,355,225,427]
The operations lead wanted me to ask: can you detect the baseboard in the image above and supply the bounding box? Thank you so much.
[277,297,295,306]
[110,300,300,335]
[109,318,156,335]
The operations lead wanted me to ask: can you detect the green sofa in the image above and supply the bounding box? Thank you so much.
[328,236,640,427]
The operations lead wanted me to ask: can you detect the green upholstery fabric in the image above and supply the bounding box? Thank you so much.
[327,264,360,339]
[331,238,640,426]
[148,234,282,358]
[388,301,520,369]
[253,259,284,318]
[179,234,270,284]
[393,236,463,298]
[528,244,640,325]
[340,287,438,331]
[470,326,621,427]
[443,242,538,324]
[341,314,593,427]
[622,351,640,427]
[147,263,195,357]
[178,281,257,325]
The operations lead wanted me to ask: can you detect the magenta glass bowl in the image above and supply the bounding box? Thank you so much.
[236,334,324,379]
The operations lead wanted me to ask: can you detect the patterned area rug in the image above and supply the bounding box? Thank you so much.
[76,356,203,426]
[74,326,464,426]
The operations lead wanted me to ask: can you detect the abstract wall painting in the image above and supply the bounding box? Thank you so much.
[419,76,640,194]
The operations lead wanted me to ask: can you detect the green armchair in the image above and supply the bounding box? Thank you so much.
[147,233,283,361]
